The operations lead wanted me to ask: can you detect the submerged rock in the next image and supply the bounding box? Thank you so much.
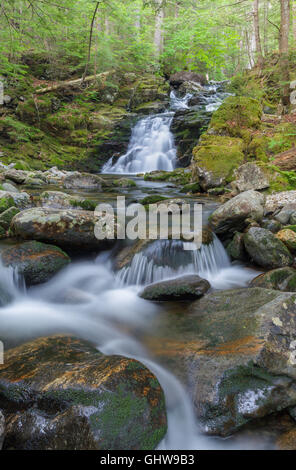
[0,335,167,450]
[154,288,296,436]
[140,275,210,301]
[10,208,118,251]
[244,227,293,268]
[209,190,264,236]
[1,241,71,285]
[250,267,296,291]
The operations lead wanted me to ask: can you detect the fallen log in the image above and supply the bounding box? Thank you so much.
[273,147,296,171]
[34,71,112,94]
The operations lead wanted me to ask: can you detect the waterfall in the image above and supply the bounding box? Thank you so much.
[102,91,192,174]
[117,236,257,290]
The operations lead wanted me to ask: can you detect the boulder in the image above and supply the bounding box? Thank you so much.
[153,288,296,436]
[4,169,27,184]
[265,191,296,214]
[209,190,264,236]
[1,241,71,286]
[178,81,204,95]
[0,190,31,210]
[233,163,270,192]
[169,71,207,87]
[2,182,18,193]
[140,275,210,301]
[10,208,118,251]
[276,229,296,253]
[250,267,296,291]
[192,135,245,190]
[0,336,167,450]
[63,173,104,190]
[261,218,282,233]
[0,411,4,450]
[274,204,296,224]
[244,227,293,269]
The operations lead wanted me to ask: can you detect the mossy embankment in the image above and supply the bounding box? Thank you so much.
[0,67,169,172]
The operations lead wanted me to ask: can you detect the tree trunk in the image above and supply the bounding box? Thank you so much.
[263,0,270,56]
[253,0,264,68]
[279,0,291,108]
[154,0,164,57]
[292,0,296,43]
[82,1,101,83]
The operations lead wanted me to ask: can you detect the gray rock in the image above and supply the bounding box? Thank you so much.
[4,169,27,184]
[234,163,269,192]
[0,410,4,450]
[274,204,296,224]
[63,172,104,190]
[265,191,296,214]
[209,190,265,236]
[154,288,296,436]
[2,182,18,193]
[140,275,210,301]
[244,227,293,268]
[10,208,118,251]
[261,218,282,233]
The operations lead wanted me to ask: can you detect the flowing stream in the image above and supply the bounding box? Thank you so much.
[0,83,264,449]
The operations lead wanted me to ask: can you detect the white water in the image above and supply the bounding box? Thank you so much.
[102,91,192,174]
[118,236,257,290]
[0,236,259,450]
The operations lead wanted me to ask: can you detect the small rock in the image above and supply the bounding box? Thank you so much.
[140,275,210,301]
[226,232,247,261]
[63,172,104,190]
[265,191,296,214]
[274,204,296,224]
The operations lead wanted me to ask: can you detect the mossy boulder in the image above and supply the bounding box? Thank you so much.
[250,267,296,292]
[143,168,191,185]
[192,135,245,190]
[139,275,210,301]
[1,241,71,286]
[39,191,97,211]
[226,232,247,261]
[10,208,118,251]
[208,96,262,140]
[244,227,293,269]
[0,335,167,450]
[0,206,20,230]
[113,178,137,188]
[0,193,16,214]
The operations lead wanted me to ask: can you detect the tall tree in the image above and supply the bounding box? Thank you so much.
[279,0,291,108]
[154,0,164,57]
[253,0,263,68]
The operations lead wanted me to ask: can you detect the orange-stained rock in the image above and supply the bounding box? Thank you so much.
[0,335,167,450]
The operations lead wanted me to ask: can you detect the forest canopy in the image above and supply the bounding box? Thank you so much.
[0,0,296,81]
